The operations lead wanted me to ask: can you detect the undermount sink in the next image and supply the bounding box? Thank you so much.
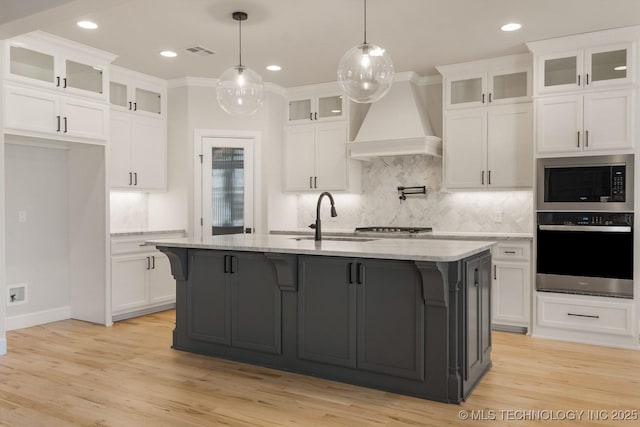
[291,236,378,242]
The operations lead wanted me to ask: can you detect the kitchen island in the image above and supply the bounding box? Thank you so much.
[150,234,494,403]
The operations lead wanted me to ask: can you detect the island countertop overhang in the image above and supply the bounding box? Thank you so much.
[147,234,495,262]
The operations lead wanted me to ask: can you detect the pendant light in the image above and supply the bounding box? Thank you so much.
[337,0,394,103]
[216,11,264,115]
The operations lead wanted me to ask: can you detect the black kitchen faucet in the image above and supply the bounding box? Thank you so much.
[309,192,337,241]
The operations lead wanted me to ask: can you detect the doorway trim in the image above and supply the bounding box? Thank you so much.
[193,129,262,240]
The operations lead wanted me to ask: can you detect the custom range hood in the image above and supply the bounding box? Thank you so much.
[349,72,442,160]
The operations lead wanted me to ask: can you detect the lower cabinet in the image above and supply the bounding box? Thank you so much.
[187,250,282,354]
[491,241,532,332]
[111,232,183,320]
[297,255,425,380]
[463,252,492,391]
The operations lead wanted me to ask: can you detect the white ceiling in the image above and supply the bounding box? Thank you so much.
[2,0,640,88]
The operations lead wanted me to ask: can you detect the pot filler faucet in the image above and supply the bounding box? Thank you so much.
[309,191,337,241]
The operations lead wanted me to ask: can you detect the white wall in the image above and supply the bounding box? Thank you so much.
[4,142,70,325]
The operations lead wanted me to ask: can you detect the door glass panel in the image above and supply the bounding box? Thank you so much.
[110,82,128,107]
[591,49,627,82]
[544,56,577,87]
[135,88,162,114]
[492,72,527,100]
[318,95,343,118]
[289,99,311,121]
[66,60,103,94]
[10,46,54,83]
[450,77,482,104]
[211,147,245,236]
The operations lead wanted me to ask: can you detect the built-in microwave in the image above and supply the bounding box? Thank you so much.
[537,154,634,212]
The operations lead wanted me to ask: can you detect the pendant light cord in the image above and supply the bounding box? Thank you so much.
[363,0,367,44]
[238,18,243,67]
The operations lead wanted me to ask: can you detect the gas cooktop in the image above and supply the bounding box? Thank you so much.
[354,226,433,234]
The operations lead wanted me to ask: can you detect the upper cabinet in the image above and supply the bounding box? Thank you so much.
[442,54,531,109]
[286,90,346,124]
[527,26,640,156]
[110,65,167,117]
[3,31,115,101]
[437,54,534,190]
[536,44,633,94]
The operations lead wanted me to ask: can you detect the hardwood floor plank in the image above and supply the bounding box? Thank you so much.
[0,310,639,426]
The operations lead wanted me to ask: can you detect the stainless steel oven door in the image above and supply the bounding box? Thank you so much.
[536,224,633,298]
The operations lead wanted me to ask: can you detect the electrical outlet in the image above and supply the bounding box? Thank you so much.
[18,210,27,223]
[493,209,503,223]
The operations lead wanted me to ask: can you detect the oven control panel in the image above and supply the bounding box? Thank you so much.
[538,212,633,226]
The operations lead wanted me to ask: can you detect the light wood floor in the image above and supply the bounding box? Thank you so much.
[1,310,639,426]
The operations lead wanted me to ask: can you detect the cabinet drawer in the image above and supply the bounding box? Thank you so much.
[492,241,530,261]
[537,294,633,336]
[111,232,183,255]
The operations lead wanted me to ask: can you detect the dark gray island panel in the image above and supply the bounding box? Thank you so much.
[157,245,492,403]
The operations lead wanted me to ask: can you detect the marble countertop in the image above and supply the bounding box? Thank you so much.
[147,234,495,262]
[270,229,533,241]
[111,229,185,237]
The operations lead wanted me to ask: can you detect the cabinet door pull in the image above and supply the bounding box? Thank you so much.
[577,74,581,86]
[577,131,580,147]
[504,250,516,254]
[56,76,60,87]
[63,77,67,88]
[63,117,68,133]
[134,172,138,186]
[223,255,229,273]
[585,130,589,147]
[309,112,313,120]
[128,101,132,110]
[493,265,497,280]
[133,102,137,111]
[146,256,151,270]
[488,170,491,185]
[314,112,318,120]
[488,93,492,103]
[314,176,318,189]
[482,93,485,103]
[474,268,479,287]
[309,176,313,189]
[348,263,355,284]
[152,256,155,269]
[230,256,237,274]
[481,170,485,185]
[129,172,133,186]
[56,115,61,132]
[357,263,365,285]
[567,312,599,319]
[586,73,589,85]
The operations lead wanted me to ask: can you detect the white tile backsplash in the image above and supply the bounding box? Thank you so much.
[110,192,149,232]
[298,156,533,233]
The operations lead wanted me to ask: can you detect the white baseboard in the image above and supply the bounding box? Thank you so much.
[0,337,6,355]
[5,306,71,331]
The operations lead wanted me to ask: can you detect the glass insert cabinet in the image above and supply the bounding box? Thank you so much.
[445,68,531,109]
[287,94,345,123]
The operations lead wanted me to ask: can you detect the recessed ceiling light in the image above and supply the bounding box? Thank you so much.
[77,20,98,30]
[160,50,177,58]
[266,65,282,71]
[614,65,627,71]
[501,22,522,32]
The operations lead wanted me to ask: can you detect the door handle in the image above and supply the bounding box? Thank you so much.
[481,170,485,185]
[230,256,237,274]
[152,256,155,269]
[133,102,137,111]
[309,176,313,189]
[578,74,581,86]
[63,117,68,133]
[134,172,138,186]
[585,73,589,85]
[585,130,589,147]
[488,93,492,103]
[56,76,61,87]
[314,112,318,120]
[309,112,313,120]
[63,77,67,88]
[128,101,132,110]
[314,176,318,188]
[488,170,491,185]
[577,131,580,147]
[494,265,497,280]
[223,255,230,273]
[348,262,356,284]
[146,256,150,270]
[357,263,365,285]
[482,93,485,103]
[474,268,479,287]
[129,172,133,186]
[56,115,61,132]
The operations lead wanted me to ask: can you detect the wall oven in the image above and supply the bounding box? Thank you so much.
[537,154,633,212]
[536,212,633,298]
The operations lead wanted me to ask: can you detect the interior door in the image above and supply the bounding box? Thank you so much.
[201,137,254,237]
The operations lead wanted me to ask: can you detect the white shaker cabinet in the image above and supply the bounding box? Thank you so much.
[444,103,533,189]
[536,90,634,154]
[286,93,345,124]
[109,109,166,190]
[4,84,109,142]
[111,232,183,320]
[491,241,531,333]
[284,122,348,191]
[110,65,166,117]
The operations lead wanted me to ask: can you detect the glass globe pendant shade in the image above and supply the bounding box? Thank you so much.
[216,65,264,115]
[337,42,394,103]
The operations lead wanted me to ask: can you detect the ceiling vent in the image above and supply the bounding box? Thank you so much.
[185,45,216,56]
